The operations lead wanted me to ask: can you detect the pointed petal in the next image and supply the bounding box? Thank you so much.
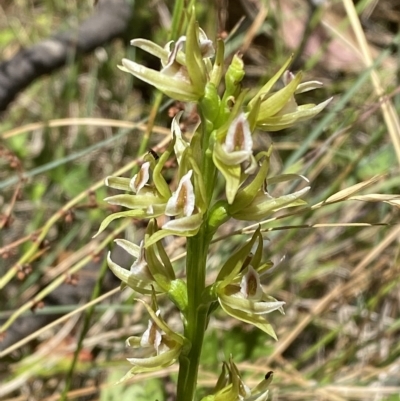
[126,345,181,369]
[256,97,332,131]
[219,292,285,315]
[145,214,203,247]
[94,210,154,237]
[295,80,324,93]
[219,300,278,339]
[114,239,140,257]
[119,59,200,101]
[217,228,262,284]
[130,38,169,63]
[186,12,207,94]
[104,193,166,210]
[105,176,132,191]
[229,154,271,214]
[248,55,293,109]
[162,212,203,232]
[107,252,159,294]
[136,299,185,344]
[256,72,302,121]
[232,187,310,221]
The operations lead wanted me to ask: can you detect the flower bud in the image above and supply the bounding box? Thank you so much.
[224,54,245,100]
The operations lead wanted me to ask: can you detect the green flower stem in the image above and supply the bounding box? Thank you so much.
[177,225,211,401]
[176,108,220,400]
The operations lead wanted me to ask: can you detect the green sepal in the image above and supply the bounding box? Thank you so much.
[186,9,206,95]
[257,261,274,276]
[122,347,181,376]
[248,54,293,109]
[256,72,302,122]
[215,362,230,391]
[146,213,203,247]
[114,238,140,257]
[106,252,161,295]
[256,97,332,131]
[251,232,264,273]
[104,193,166,209]
[232,186,310,221]
[215,90,248,140]
[228,150,271,214]
[155,233,176,279]
[119,60,201,102]
[215,89,249,132]
[220,292,284,316]
[252,371,274,396]
[153,139,175,199]
[113,296,189,381]
[189,129,203,168]
[144,220,175,292]
[94,209,159,237]
[142,292,186,345]
[246,96,261,133]
[216,228,262,284]
[130,38,169,64]
[209,39,225,87]
[104,176,131,191]
[218,301,278,340]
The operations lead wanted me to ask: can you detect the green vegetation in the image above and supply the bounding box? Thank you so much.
[1,1,400,400]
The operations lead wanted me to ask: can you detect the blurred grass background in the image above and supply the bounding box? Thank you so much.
[1,0,400,400]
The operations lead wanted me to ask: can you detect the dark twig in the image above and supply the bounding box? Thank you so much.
[0,0,133,112]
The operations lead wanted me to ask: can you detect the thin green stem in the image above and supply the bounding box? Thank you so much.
[177,225,211,401]
[176,104,220,400]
